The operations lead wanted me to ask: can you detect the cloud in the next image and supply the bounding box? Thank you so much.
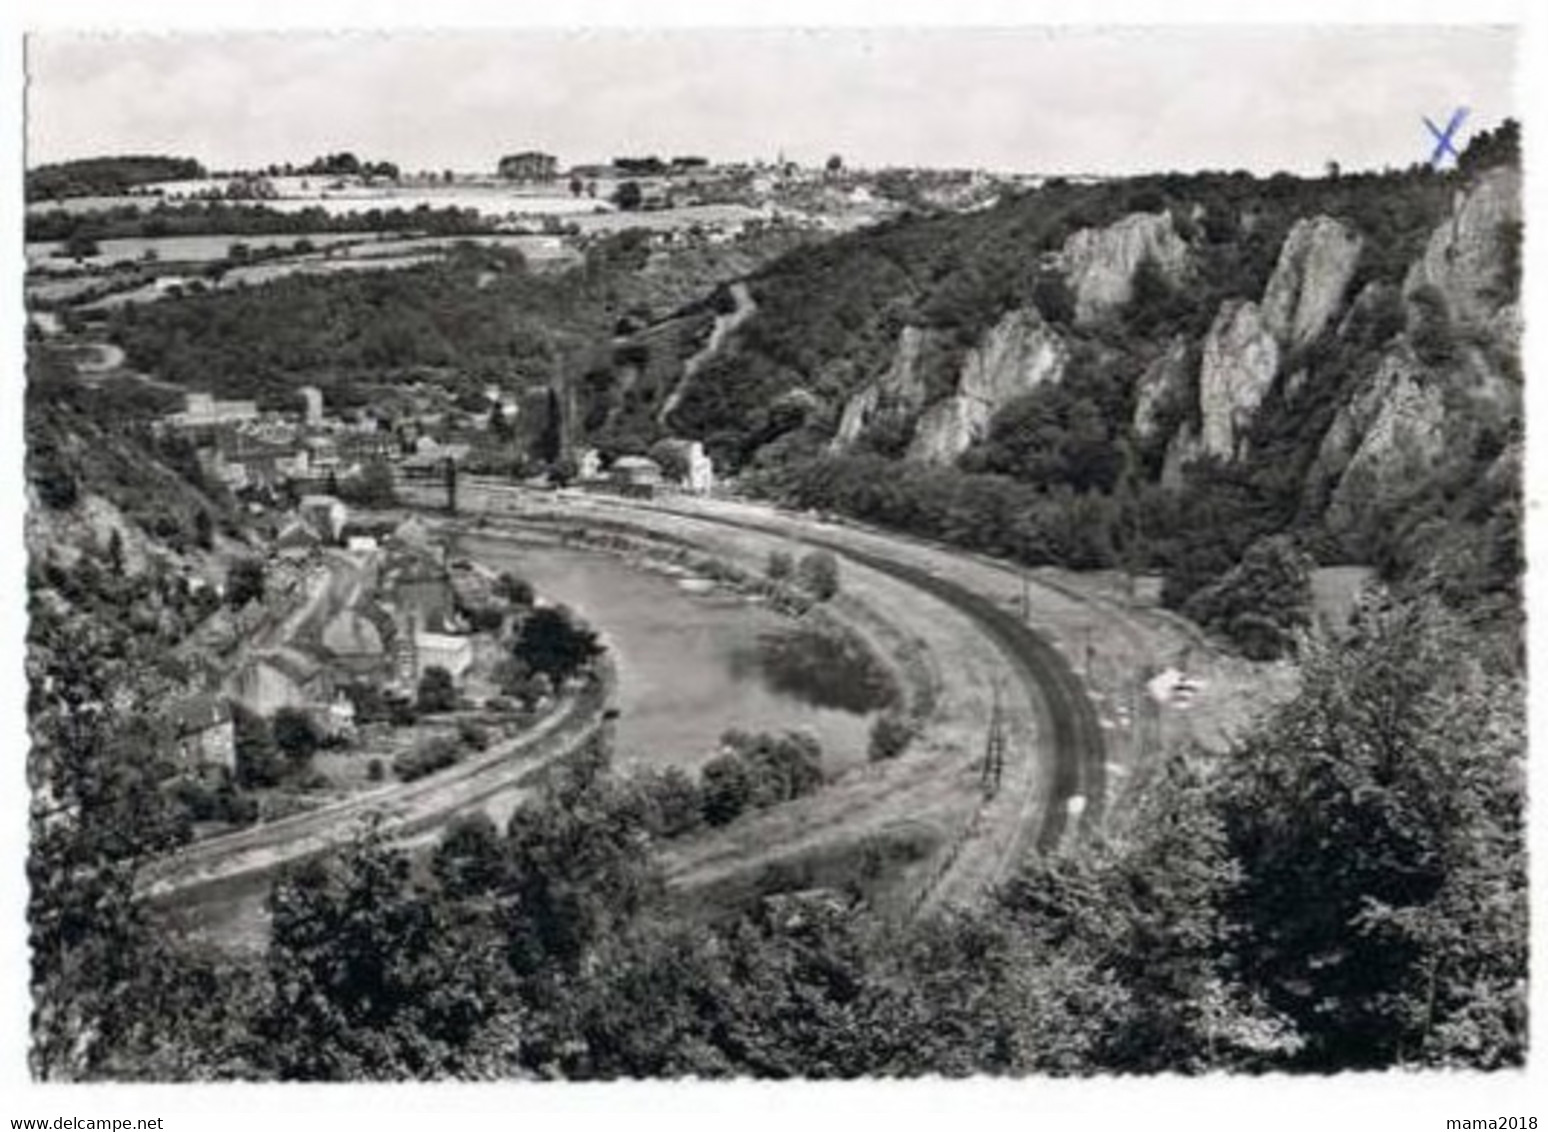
[24,26,1517,174]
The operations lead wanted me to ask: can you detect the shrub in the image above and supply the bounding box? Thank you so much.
[1182,535,1314,660]
[495,572,535,607]
[766,549,794,581]
[868,712,915,762]
[637,767,704,839]
[272,706,321,766]
[366,758,385,783]
[233,703,284,788]
[458,719,490,752]
[387,695,419,728]
[795,550,841,601]
[298,769,333,792]
[394,736,462,782]
[226,557,265,609]
[417,665,459,714]
[700,753,753,826]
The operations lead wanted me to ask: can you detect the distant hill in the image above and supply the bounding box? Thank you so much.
[26,154,207,201]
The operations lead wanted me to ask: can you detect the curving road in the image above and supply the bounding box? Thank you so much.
[140,677,610,908]
[624,504,1107,851]
[152,480,1109,940]
[448,479,1109,885]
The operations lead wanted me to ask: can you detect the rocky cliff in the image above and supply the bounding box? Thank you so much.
[1061,211,1191,324]
[1313,168,1521,529]
[907,308,1067,464]
[1322,347,1448,530]
[829,325,931,451]
[1196,300,1280,460]
[1261,216,1363,351]
[1404,165,1522,329]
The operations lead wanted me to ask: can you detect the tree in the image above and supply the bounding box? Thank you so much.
[1219,602,1526,1069]
[499,742,661,981]
[271,706,321,768]
[699,752,752,826]
[537,387,564,467]
[795,550,840,601]
[260,826,516,1079]
[431,813,506,901]
[28,633,192,1079]
[868,712,913,762]
[226,558,265,609]
[233,703,284,788]
[725,730,825,806]
[495,572,534,607]
[648,439,689,483]
[766,549,794,581]
[416,665,458,714]
[1182,535,1313,660]
[511,606,603,684]
[826,154,844,175]
[636,767,703,839]
[614,180,644,212]
[63,229,100,261]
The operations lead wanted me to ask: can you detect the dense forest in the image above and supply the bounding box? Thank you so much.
[26,199,493,244]
[28,585,1525,1078]
[26,155,207,202]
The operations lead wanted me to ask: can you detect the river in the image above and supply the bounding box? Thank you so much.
[463,535,878,776]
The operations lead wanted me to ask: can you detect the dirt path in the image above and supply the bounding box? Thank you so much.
[658,281,755,425]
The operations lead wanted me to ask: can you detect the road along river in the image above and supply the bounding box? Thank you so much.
[438,481,1112,912]
[148,480,1122,949]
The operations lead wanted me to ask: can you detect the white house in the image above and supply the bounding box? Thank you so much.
[654,439,716,494]
[299,385,325,427]
[414,630,474,682]
[169,391,259,429]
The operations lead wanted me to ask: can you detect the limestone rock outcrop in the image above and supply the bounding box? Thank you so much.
[1197,300,1280,460]
[1322,347,1448,529]
[1404,165,1522,329]
[907,308,1067,465]
[1061,211,1190,325]
[1133,337,1191,441]
[829,326,931,451]
[1261,216,1363,350]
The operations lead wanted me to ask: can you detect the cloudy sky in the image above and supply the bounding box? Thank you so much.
[25,26,1517,175]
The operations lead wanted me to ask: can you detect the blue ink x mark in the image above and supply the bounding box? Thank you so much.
[1425,108,1469,168]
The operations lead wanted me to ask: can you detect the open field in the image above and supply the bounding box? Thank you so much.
[25,231,368,269]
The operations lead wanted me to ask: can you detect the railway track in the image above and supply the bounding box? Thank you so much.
[155,481,1106,932]
[450,481,1108,877]
[140,678,609,904]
